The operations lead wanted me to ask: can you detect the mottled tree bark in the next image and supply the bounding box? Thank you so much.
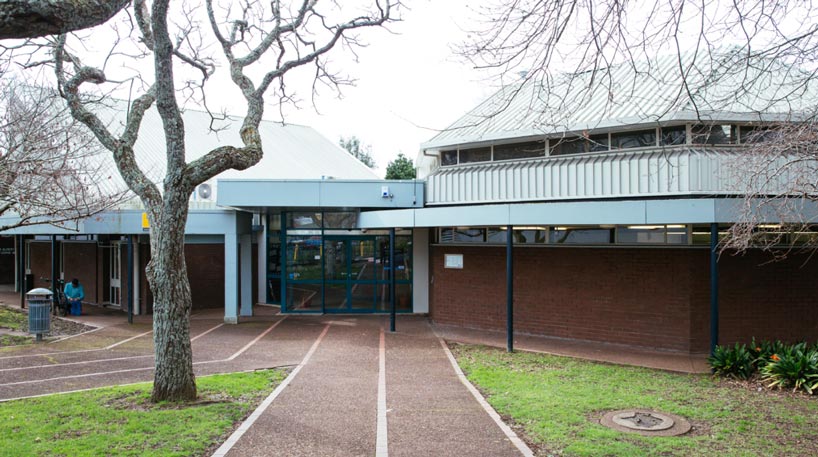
[0,0,129,39]
[147,190,197,401]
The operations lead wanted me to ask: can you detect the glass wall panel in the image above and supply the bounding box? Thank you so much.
[666,225,689,244]
[493,141,546,161]
[350,239,375,281]
[323,239,346,281]
[351,283,376,310]
[611,129,656,149]
[661,125,686,146]
[441,150,457,166]
[513,228,547,244]
[487,228,508,243]
[692,124,735,144]
[287,212,322,229]
[286,283,321,311]
[459,147,492,163]
[617,227,665,244]
[549,137,585,155]
[323,284,346,311]
[375,283,412,312]
[549,227,613,244]
[453,228,485,243]
[287,235,322,280]
[324,211,358,228]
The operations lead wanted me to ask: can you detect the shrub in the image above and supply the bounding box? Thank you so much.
[708,343,755,379]
[760,345,818,395]
[750,338,790,370]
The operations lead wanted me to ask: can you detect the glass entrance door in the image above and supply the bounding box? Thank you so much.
[324,237,377,312]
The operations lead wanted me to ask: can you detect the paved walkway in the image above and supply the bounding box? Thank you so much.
[0,299,529,456]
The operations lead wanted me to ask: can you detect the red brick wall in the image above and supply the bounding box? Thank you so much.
[185,244,224,309]
[430,246,818,354]
[63,242,99,303]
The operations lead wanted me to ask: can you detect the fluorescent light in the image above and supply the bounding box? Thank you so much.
[758,224,782,229]
[514,226,547,230]
[626,225,664,230]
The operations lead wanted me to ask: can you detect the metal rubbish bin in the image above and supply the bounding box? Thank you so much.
[27,288,53,342]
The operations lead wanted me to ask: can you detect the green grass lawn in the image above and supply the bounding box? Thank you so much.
[452,344,818,457]
[0,369,286,456]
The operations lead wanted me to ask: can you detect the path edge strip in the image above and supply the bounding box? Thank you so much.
[212,323,331,457]
[437,338,535,457]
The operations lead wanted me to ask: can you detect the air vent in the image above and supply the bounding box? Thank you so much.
[197,183,212,200]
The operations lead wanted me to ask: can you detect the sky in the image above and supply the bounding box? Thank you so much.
[240,1,497,177]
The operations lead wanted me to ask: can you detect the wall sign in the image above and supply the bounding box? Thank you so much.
[444,253,463,269]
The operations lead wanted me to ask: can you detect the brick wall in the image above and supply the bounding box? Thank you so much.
[430,246,818,354]
[185,244,224,309]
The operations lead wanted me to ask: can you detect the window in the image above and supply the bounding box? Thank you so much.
[453,228,485,243]
[459,147,491,164]
[611,129,656,149]
[487,228,508,243]
[323,211,357,229]
[691,124,735,145]
[549,227,613,244]
[661,125,686,146]
[513,228,547,244]
[287,212,321,229]
[441,150,457,166]
[739,126,779,144]
[616,225,689,244]
[549,137,585,156]
[493,141,546,161]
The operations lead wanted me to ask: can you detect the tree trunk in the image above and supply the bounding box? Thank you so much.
[148,193,196,402]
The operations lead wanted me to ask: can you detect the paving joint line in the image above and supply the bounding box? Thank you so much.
[212,323,332,457]
[376,327,388,457]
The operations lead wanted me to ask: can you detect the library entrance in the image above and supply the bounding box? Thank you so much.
[275,220,414,314]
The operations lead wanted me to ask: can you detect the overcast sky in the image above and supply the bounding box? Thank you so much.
[258,1,496,177]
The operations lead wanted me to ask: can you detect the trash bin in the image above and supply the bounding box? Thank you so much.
[27,288,53,342]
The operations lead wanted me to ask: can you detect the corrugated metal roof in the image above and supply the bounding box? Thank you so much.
[92,100,379,204]
[423,50,818,150]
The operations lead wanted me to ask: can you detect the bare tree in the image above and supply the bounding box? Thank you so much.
[459,1,818,253]
[0,1,130,39]
[0,79,122,231]
[24,0,398,402]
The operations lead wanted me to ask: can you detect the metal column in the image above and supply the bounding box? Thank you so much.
[18,235,25,308]
[51,235,58,313]
[127,235,134,324]
[507,224,514,353]
[389,228,396,332]
[710,223,719,356]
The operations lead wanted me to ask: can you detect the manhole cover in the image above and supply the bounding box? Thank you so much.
[600,409,691,437]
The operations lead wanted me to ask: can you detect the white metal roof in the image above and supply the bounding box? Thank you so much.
[423,50,818,150]
[93,100,379,204]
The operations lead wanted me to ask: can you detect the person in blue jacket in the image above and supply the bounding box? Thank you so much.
[64,278,85,316]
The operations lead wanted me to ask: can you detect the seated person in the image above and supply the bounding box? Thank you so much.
[64,278,85,316]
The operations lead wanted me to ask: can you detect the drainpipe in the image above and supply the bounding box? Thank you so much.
[710,223,719,356]
[507,224,514,353]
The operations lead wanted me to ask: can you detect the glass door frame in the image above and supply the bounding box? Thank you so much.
[322,235,378,313]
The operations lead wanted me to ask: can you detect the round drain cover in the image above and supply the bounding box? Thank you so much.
[600,409,691,437]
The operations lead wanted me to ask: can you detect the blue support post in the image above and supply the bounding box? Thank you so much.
[507,225,514,353]
[390,228,396,332]
[710,223,719,356]
[127,235,134,324]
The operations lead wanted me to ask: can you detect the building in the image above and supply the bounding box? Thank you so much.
[6,50,818,357]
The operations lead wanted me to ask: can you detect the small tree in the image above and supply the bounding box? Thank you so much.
[385,153,415,179]
[340,136,376,168]
[0,80,122,231]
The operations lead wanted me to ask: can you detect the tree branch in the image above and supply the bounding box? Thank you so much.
[0,0,130,39]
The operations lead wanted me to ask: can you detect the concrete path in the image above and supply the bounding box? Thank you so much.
[221,316,526,457]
